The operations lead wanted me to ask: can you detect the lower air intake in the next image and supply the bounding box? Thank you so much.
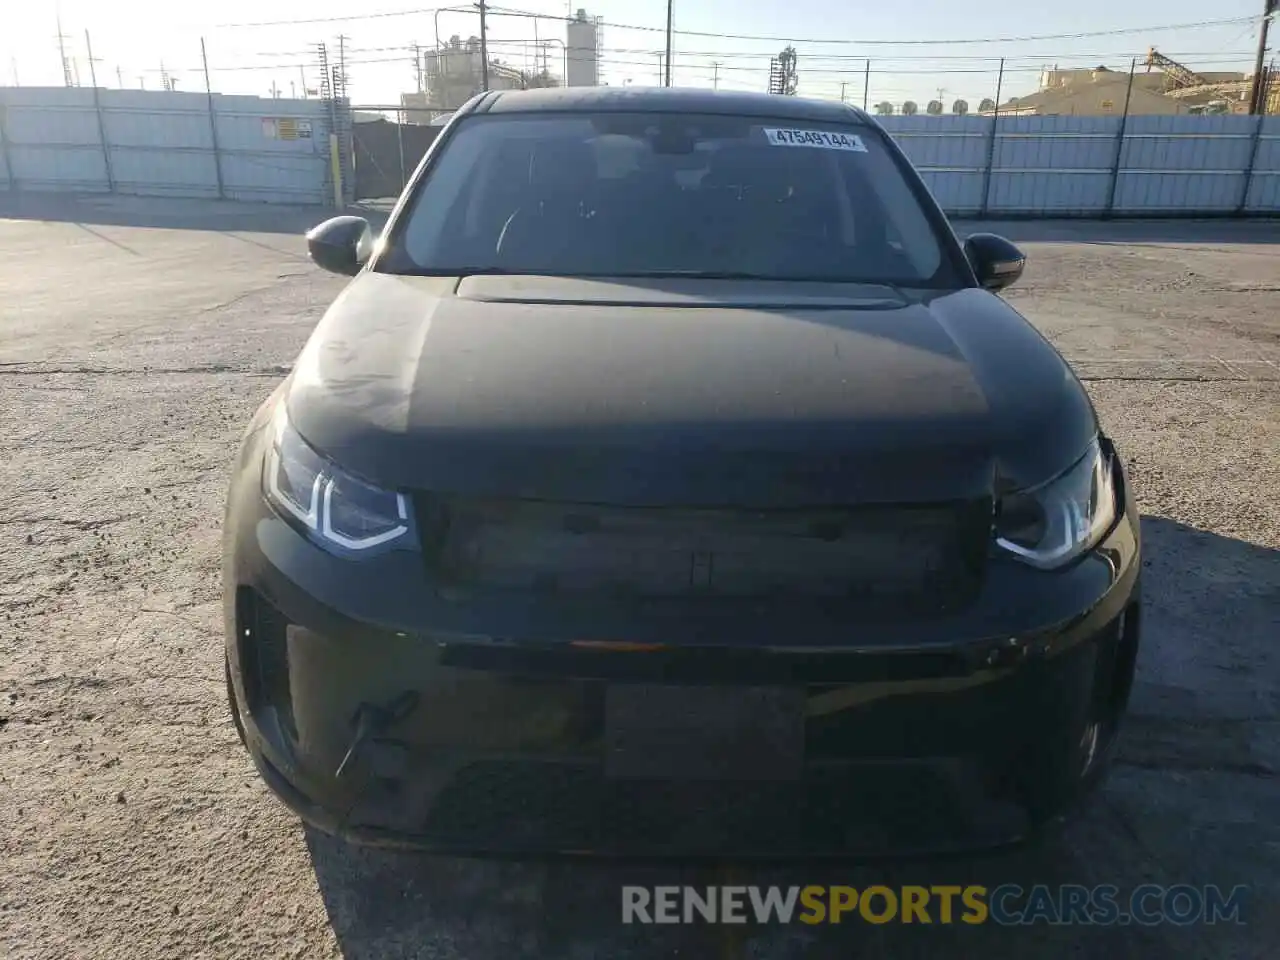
[236,587,297,743]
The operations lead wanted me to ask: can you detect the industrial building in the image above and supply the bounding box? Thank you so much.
[399,9,601,123]
[997,67,1197,117]
[417,35,527,115]
[990,50,1266,117]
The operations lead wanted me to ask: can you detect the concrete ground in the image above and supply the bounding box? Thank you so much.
[1,194,1277,959]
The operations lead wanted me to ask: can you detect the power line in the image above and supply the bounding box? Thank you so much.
[130,29,1266,82]
[154,48,1260,77]
[486,7,1264,46]
[485,39,1264,65]
[215,6,456,28]
[590,55,1257,78]
[211,5,1264,46]
[476,38,1266,67]
[559,46,1266,62]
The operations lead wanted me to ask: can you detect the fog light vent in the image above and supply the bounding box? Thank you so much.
[235,587,297,743]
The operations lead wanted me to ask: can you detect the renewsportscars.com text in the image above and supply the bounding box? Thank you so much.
[621,884,1248,926]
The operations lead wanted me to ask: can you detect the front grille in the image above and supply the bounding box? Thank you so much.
[420,496,987,614]
[436,643,975,684]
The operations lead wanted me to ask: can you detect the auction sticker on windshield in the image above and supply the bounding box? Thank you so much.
[764,128,868,152]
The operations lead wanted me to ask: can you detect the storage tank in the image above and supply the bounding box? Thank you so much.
[566,9,599,87]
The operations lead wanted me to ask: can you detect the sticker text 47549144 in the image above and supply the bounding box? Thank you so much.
[763,128,868,152]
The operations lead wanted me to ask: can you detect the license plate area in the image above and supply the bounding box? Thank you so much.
[604,685,805,780]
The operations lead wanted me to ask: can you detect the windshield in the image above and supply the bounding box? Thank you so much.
[385,112,959,286]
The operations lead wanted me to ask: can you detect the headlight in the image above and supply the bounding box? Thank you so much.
[994,439,1117,570]
[263,406,413,553]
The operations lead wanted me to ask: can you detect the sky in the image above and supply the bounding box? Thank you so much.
[0,0,1272,109]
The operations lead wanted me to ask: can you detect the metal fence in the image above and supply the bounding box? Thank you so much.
[880,113,1280,216]
[0,86,333,204]
[4,86,1280,216]
[350,107,443,201]
[343,107,1280,216]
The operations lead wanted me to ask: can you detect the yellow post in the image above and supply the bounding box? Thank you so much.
[329,133,343,210]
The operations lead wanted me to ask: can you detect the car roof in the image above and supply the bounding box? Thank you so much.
[469,86,870,124]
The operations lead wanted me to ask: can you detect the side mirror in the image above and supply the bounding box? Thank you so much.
[964,233,1025,293]
[306,216,374,276]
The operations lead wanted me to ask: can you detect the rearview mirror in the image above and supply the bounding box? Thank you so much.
[306,216,374,276]
[964,233,1025,293]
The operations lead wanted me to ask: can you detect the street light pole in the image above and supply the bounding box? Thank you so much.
[664,0,673,87]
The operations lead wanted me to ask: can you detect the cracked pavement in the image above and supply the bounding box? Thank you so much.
[0,197,1277,959]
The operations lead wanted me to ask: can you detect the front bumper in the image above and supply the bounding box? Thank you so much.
[223,416,1142,858]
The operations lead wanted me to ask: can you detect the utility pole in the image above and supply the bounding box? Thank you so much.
[337,34,347,96]
[116,65,123,87]
[657,53,664,85]
[10,56,19,86]
[84,30,105,91]
[713,61,720,90]
[664,0,673,86]
[56,13,75,87]
[840,81,846,102]
[1248,0,1278,114]
[1105,58,1138,215]
[299,65,308,97]
[84,30,100,88]
[479,0,490,91]
[413,42,422,92]
[85,30,115,192]
[979,57,1005,217]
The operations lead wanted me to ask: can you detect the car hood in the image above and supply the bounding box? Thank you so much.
[287,273,1097,506]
